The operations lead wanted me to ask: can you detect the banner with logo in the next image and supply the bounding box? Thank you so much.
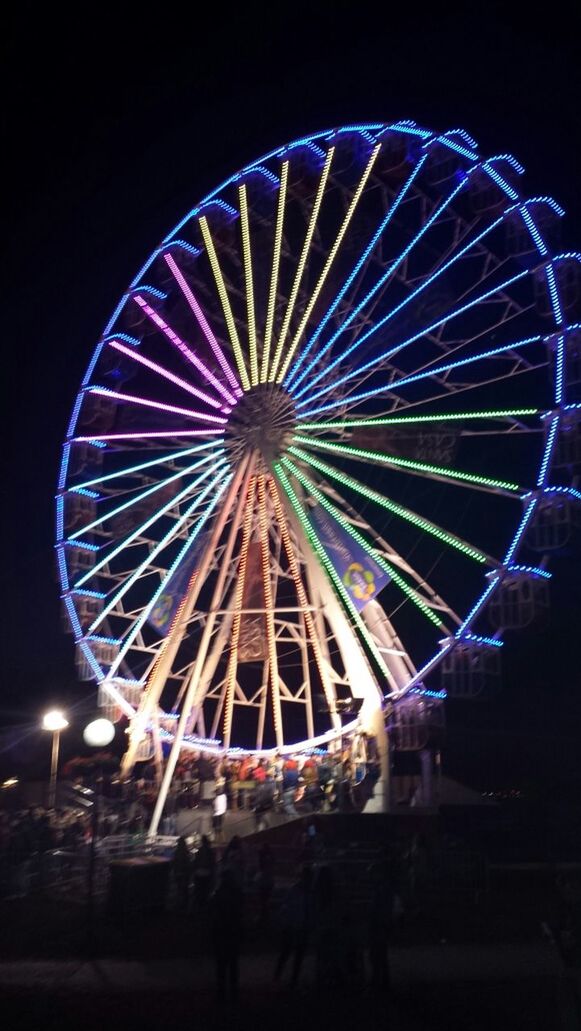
[148,534,205,635]
[310,504,390,611]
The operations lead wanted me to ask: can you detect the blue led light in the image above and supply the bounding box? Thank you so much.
[66,392,84,439]
[79,642,105,680]
[81,341,106,388]
[505,564,551,580]
[286,155,429,392]
[542,486,581,501]
[56,496,64,540]
[64,596,83,640]
[162,239,203,258]
[58,444,71,491]
[70,487,100,499]
[242,164,280,187]
[381,123,432,139]
[482,162,519,201]
[458,631,503,648]
[86,634,121,646]
[129,284,167,301]
[456,576,500,637]
[537,415,560,486]
[103,332,141,348]
[504,500,538,565]
[409,686,447,699]
[57,547,68,590]
[87,439,107,448]
[520,206,547,256]
[284,139,326,160]
[71,588,106,598]
[198,198,238,220]
[545,263,563,325]
[555,334,565,406]
[64,539,99,552]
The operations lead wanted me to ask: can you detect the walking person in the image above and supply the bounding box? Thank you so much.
[213,785,227,840]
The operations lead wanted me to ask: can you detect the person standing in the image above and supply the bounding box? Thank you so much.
[213,786,227,839]
[209,867,244,1003]
[193,834,216,911]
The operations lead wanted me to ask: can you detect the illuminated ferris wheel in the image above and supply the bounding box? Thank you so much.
[57,120,580,825]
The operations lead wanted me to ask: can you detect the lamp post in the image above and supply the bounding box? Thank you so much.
[42,710,69,809]
[83,718,115,954]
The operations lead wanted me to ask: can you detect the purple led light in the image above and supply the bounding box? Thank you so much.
[87,386,227,425]
[163,254,242,399]
[108,340,226,411]
[134,294,239,405]
[74,428,223,442]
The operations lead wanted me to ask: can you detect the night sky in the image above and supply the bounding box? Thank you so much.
[2,5,580,789]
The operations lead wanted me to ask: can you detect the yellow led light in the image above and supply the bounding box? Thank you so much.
[261,160,289,383]
[239,185,258,386]
[268,148,335,382]
[199,215,250,391]
[276,144,381,385]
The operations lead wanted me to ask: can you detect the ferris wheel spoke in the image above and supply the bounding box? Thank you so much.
[133,293,239,405]
[106,469,234,683]
[299,408,541,434]
[286,445,494,565]
[223,478,256,749]
[295,262,540,414]
[82,465,231,635]
[74,428,222,444]
[281,457,448,631]
[274,463,392,685]
[295,327,546,420]
[73,455,228,587]
[68,448,225,541]
[163,253,242,399]
[239,185,259,387]
[198,215,251,392]
[257,474,283,747]
[285,153,430,392]
[292,434,526,498]
[268,478,339,724]
[275,144,381,386]
[86,386,228,425]
[261,160,289,384]
[290,193,558,402]
[72,439,222,491]
[106,340,226,411]
[268,148,335,383]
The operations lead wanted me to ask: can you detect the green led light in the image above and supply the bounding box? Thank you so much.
[298,408,540,430]
[293,435,521,493]
[274,463,391,682]
[288,446,488,564]
[282,457,444,629]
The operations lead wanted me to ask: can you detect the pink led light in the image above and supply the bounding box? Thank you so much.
[87,386,227,424]
[164,254,243,398]
[134,295,238,406]
[74,429,223,441]
[108,340,227,411]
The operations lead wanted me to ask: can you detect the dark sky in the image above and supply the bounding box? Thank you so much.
[2,4,580,787]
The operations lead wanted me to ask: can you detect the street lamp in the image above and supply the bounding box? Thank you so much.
[42,709,69,809]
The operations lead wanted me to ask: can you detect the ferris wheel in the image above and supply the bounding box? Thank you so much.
[57,120,580,826]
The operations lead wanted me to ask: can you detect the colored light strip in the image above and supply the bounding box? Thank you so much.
[84,464,227,635]
[105,471,233,681]
[69,487,99,498]
[286,155,429,392]
[276,144,381,386]
[257,474,283,745]
[239,185,258,387]
[133,293,238,404]
[506,564,551,580]
[261,160,289,384]
[268,478,339,715]
[70,588,106,598]
[163,253,241,400]
[293,434,522,493]
[289,169,470,399]
[459,632,503,648]
[274,464,391,682]
[107,341,224,410]
[74,455,227,587]
[282,457,444,629]
[298,408,540,430]
[74,428,222,443]
[296,294,536,416]
[288,446,488,563]
[268,148,335,383]
[198,215,251,391]
[73,439,221,491]
[69,449,222,541]
[537,415,560,487]
[87,386,227,425]
[223,478,255,748]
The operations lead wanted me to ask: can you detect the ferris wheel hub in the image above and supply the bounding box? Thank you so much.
[225,383,296,468]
